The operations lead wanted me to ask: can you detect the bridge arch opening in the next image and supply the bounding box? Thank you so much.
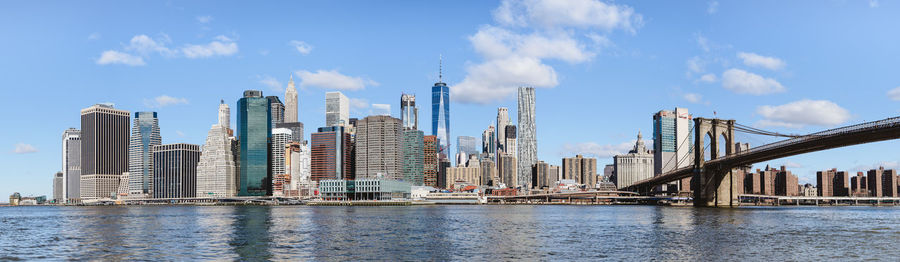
[718,132,729,159]
[703,132,713,162]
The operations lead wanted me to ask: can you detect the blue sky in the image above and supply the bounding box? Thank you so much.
[2,0,899,197]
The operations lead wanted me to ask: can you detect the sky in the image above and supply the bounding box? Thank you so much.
[2,0,900,198]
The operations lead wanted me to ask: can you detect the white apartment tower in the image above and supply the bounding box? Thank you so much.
[62,128,81,202]
[326,91,349,127]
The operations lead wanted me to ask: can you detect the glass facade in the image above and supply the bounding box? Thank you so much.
[129,111,161,197]
[431,82,450,156]
[237,91,271,196]
[402,130,424,186]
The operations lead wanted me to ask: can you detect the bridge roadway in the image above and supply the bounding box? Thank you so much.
[628,116,900,191]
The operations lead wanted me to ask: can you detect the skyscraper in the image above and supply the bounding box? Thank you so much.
[496,107,509,153]
[355,115,402,180]
[271,128,293,192]
[152,143,200,199]
[457,136,478,157]
[267,96,285,128]
[311,126,352,181]
[285,74,299,123]
[482,126,495,155]
[424,135,439,188]
[432,69,450,157]
[128,112,161,198]
[276,122,305,144]
[80,104,130,200]
[400,93,418,130]
[517,87,537,189]
[504,125,517,157]
[402,129,425,186]
[53,172,63,203]
[326,91,349,127]
[62,128,81,202]
[237,90,271,196]
[653,108,693,192]
[196,100,237,198]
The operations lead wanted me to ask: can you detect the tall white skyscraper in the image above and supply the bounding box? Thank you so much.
[285,74,298,123]
[128,112,161,198]
[271,128,293,181]
[196,101,237,198]
[326,91,349,127]
[287,142,311,195]
[62,128,81,202]
[496,107,509,153]
[653,107,693,192]
[517,87,537,189]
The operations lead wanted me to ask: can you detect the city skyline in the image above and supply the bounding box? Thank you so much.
[5,1,900,198]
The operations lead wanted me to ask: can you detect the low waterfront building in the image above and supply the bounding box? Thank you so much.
[318,179,411,201]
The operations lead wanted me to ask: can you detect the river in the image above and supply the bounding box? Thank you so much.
[1,205,898,261]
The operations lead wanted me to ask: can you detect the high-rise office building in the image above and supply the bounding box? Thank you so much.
[128,112,161,198]
[53,172,63,203]
[432,72,450,157]
[517,87,537,189]
[457,136,478,157]
[80,104,130,200]
[504,125,517,157]
[286,142,312,196]
[401,93,418,130]
[276,122,305,144]
[424,135,439,188]
[62,128,81,202]
[355,115,402,180]
[563,155,598,188]
[482,126,496,155]
[237,90,271,196]
[311,126,352,181]
[402,130,425,185]
[285,74,299,123]
[196,100,238,198]
[326,91,349,127]
[152,143,200,199]
[614,132,654,189]
[653,108,693,192]
[271,128,293,191]
[267,96,285,128]
[496,107,509,153]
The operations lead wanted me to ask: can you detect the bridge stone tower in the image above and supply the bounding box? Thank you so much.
[693,118,741,207]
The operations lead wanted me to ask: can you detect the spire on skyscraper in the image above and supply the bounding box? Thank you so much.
[438,54,443,83]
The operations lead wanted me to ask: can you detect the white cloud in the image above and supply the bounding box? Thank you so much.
[683,93,703,103]
[196,15,213,24]
[696,33,710,52]
[13,143,38,154]
[494,0,643,33]
[721,68,785,95]
[453,0,640,104]
[707,1,719,14]
[182,35,238,58]
[371,104,391,115]
[686,56,705,74]
[783,160,803,168]
[737,52,785,70]
[756,99,851,128]
[146,95,189,108]
[126,34,175,57]
[257,75,283,92]
[698,73,717,83]
[96,50,145,66]
[295,70,378,91]
[289,40,313,55]
[887,86,900,101]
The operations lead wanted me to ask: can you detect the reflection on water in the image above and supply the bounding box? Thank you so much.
[1,205,900,260]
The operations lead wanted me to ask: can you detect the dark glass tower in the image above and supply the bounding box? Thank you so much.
[237,90,272,196]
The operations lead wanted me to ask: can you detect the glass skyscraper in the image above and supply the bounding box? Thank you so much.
[431,81,450,157]
[653,107,693,192]
[128,111,161,198]
[237,90,272,196]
